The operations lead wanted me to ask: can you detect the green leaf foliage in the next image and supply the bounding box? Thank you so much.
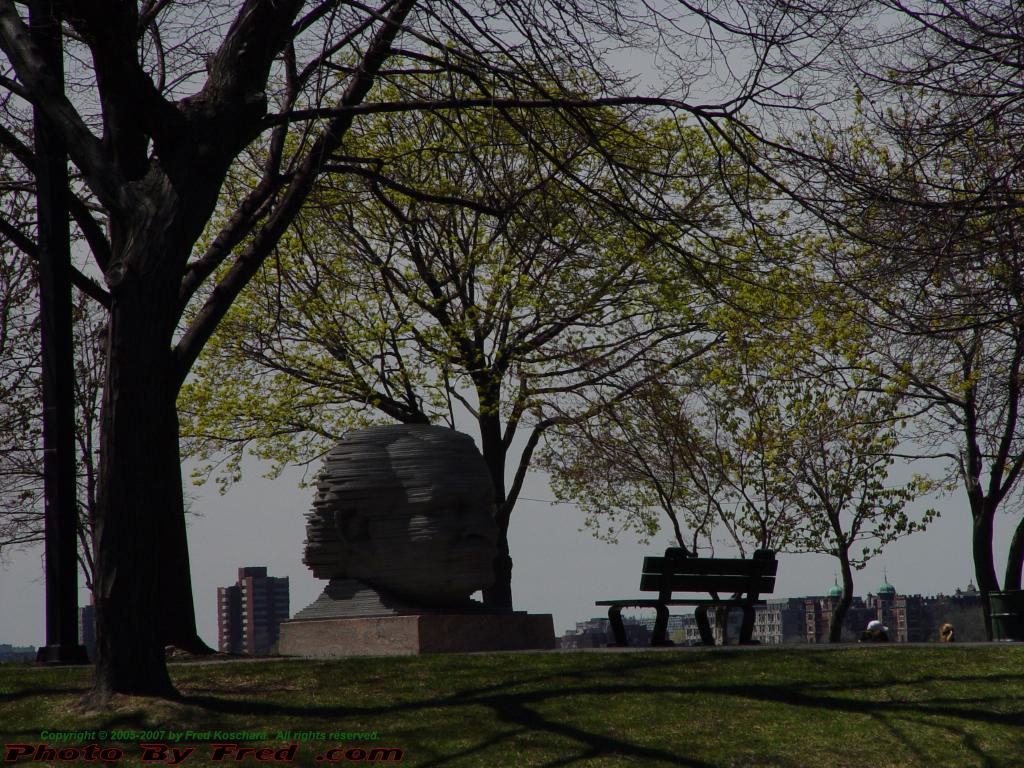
[542,252,937,572]
[178,69,748,511]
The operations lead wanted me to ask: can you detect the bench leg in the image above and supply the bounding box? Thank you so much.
[694,606,715,645]
[651,604,674,646]
[606,605,628,647]
[739,605,759,645]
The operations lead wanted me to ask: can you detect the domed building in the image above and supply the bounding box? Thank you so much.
[805,578,875,642]
[954,579,979,597]
[804,572,929,643]
[862,573,928,642]
[765,571,986,644]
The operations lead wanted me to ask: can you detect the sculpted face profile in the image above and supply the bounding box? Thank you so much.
[303,425,499,606]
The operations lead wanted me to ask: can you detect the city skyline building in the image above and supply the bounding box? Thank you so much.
[559,578,984,647]
[803,576,984,643]
[217,566,290,656]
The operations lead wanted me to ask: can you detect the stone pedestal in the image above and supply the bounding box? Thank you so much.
[278,613,555,658]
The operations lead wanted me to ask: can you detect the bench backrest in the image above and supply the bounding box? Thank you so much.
[640,548,778,602]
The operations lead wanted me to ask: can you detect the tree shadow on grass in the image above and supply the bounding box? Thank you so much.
[181,689,714,767]
[172,654,1024,768]
[0,686,85,705]
[7,652,1018,766]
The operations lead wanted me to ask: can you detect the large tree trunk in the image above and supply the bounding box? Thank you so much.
[93,286,180,699]
[155,410,211,654]
[92,194,210,696]
[156,435,210,654]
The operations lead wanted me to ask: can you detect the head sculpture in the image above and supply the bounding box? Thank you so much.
[303,424,499,605]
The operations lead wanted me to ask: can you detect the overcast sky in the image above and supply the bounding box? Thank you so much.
[1,447,1008,650]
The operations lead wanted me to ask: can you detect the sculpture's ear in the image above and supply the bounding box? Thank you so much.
[335,508,370,546]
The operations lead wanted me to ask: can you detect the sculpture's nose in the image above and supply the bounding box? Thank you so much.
[453,502,498,544]
[462,529,491,544]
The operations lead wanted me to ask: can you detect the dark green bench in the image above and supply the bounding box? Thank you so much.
[596,548,777,646]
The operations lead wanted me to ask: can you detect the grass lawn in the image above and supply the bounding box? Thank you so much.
[2,645,1023,767]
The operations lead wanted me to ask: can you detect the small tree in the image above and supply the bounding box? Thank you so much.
[708,278,936,642]
[778,375,936,641]
[544,269,937,639]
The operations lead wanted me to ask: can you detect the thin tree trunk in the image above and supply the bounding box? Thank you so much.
[1004,514,1024,592]
[484,536,514,611]
[971,498,999,640]
[478,409,513,610]
[828,551,854,643]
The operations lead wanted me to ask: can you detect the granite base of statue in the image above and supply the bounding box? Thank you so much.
[278,425,554,658]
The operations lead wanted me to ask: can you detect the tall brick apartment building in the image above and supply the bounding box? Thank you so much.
[217,566,290,655]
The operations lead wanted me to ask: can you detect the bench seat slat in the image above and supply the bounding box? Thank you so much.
[639,573,776,593]
[596,598,767,608]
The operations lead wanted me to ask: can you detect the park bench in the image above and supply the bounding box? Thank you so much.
[596,548,777,646]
